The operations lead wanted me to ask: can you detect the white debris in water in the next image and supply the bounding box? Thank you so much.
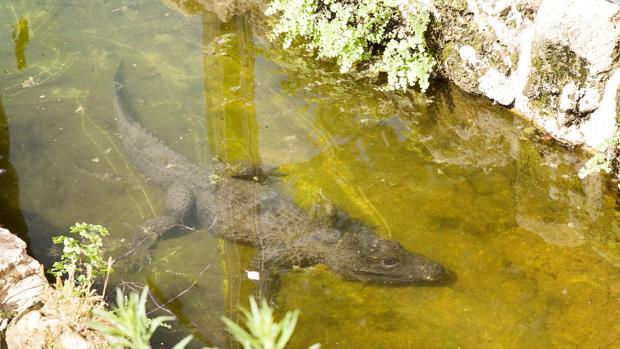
[91,157,100,163]
[246,270,260,280]
[21,77,36,88]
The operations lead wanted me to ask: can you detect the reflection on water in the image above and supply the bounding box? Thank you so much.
[0,96,28,243]
[12,16,29,70]
[0,0,618,348]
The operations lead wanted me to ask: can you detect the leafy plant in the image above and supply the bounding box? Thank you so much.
[265,0,434,91]
[50,222,109,285]
[221,297,320,349]
[41,268,108,346]
[579,132,620,187]
[48,224,314,349]
[91,286,193,349]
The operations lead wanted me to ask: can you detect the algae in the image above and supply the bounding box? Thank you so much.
[525,41,589,118]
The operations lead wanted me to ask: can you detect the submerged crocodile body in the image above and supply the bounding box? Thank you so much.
[113,64,448,286]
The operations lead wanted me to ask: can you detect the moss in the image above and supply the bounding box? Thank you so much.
[616,83,620,123]
[506,18,517,30]
[510,50,519,71]
[441,42,455,62]
[516,3,536,21]
[525,41,589,112]
[530,92,551,111]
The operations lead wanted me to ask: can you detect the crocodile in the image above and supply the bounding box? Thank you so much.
[112,63,449,286]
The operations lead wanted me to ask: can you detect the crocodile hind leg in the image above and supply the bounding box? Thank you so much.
[120,181,193,269]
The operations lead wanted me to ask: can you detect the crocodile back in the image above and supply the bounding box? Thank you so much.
[197,177,320,253]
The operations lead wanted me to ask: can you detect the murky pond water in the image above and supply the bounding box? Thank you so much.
[1,1,619,348]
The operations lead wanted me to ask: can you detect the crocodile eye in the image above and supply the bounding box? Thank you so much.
[380,257,399,268]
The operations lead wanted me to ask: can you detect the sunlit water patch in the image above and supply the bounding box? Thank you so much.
[0,1,618,348]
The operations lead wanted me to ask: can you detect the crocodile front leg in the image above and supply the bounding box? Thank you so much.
[121,181,194,268]
[212,158,283,182]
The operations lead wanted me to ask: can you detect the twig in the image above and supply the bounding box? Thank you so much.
[146,288,174,316]
[146,264,211,316]
[112,234,152,265]
[112,221,215,265]
[101,257,113,302]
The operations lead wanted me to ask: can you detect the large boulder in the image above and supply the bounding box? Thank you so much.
[0,228,103,348]
[0,228,45,321]
[431,0,620,148]
[5,310,92,349]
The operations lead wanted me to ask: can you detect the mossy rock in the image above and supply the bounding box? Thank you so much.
[524,40,589,114]
[430,0,517,94]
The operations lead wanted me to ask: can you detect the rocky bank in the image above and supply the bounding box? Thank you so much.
[430,0,620,149]
[0,228,97,349]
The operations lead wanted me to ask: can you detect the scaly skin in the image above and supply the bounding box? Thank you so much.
[113,64,448,286]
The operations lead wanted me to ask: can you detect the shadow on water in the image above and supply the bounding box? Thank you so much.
[139,4,262,348]
[12,16,29,70]
[0,96,28,244]
[0,95,61,274]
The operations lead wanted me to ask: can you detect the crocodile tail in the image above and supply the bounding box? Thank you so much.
[113,60,125,88]
[112,61,126,107]
[112,61,139,129]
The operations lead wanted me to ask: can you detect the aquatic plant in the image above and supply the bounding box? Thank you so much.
[40,268,108,346]
[579,132,620,187]
[48,223,193,348]
[220,296,320,349]
[91,286,193,349]
[265,0,434,91]
[50,222,109,285]
[47,224,311,349]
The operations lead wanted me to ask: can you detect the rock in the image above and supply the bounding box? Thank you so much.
[5,310,92,349]
[479,68,515,105]
[459,45,479,66]
[578,88,601,114]
[0,228,104,348]
[161,0,261,21]
[534,0,619,77]
[559,81,578,112]
[0,228,45,317]
[429,0,620,148]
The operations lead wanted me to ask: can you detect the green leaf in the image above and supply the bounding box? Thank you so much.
[171,335,194,349]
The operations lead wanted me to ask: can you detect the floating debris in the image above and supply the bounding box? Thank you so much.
[21,76,37,88]
[246,270,260,280]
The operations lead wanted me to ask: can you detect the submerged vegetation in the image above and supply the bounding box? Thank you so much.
[265,0,434,91]
[31,223,315,348]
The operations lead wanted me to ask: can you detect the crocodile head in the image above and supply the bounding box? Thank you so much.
[321,226,449,285]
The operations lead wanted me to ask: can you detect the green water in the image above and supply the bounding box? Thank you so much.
[1,1,619,348]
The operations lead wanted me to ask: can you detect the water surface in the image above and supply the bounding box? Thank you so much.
[0,1,618,348]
